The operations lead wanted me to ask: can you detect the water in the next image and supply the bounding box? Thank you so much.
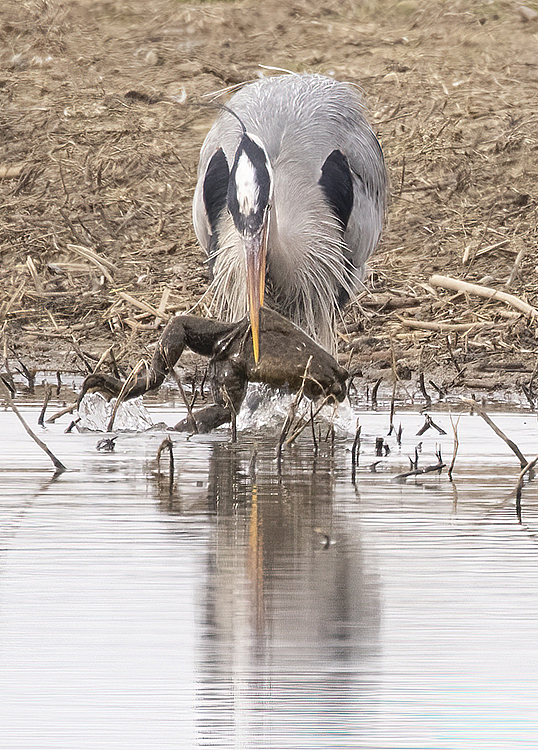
[1,402,538,749]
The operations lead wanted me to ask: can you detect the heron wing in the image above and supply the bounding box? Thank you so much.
[193,147,230,259]
[318,149,354,230]
[203,148,229,235]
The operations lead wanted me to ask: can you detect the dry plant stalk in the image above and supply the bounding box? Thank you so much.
[398,317,489,333]
[430,275,538,319]
[118,292,170,321]
[155,287,171,326]
[0,165,23,179]
[67,244,117,284]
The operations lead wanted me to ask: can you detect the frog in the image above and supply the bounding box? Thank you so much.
[79,307,348,433]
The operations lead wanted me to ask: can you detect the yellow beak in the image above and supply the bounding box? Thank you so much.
[244,222,268,364]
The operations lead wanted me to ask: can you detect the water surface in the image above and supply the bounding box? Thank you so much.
[1,404,538,749]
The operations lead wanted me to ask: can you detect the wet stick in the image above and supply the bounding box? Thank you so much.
[286,395,331,446]
[278,356,312,453]
[393,448,444,482]
[462,398,528,469]
[46,402,76,424]
[156,436,175,495]
[38,384,52,427]
[447,412,461,481]
[310,403,318,454]
[14,356,36,394]
[429,379,446,399]
[418,373,432,408]
[222,386,237,443]
[0,376,66,473]
[417,413,446,436]
[388,381,397,434]
[515,455,538,522]
[371,377,382,408]
[171,367,198,434]
[351,423,361,485]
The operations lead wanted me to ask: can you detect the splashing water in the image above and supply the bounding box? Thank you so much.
[78,385,356,437]
[236,383,357,438]
[77,392,155,432]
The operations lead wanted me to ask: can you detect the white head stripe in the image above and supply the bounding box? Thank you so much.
[234,152,260,215]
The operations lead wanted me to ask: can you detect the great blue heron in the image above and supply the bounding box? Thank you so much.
[193,73,388,360]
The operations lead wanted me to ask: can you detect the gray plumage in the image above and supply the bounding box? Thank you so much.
[193,73,388,353]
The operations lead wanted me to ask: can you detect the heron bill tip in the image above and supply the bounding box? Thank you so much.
[250,306,260,364]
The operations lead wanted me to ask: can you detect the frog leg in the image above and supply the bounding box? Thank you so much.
[79,315,238,404]
[172,358,248,433]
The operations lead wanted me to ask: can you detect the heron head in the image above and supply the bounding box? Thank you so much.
[227,133,273,363]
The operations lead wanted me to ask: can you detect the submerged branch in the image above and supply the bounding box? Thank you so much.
[393,450,445,482]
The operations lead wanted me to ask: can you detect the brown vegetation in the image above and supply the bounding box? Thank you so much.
[1,0,538,403]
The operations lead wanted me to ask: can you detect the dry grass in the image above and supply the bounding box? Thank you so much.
[1,0,538,401]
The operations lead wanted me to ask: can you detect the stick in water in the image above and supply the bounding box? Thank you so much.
[515,455,538,522]
[462,398,528,469]
[0,376,67,473]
